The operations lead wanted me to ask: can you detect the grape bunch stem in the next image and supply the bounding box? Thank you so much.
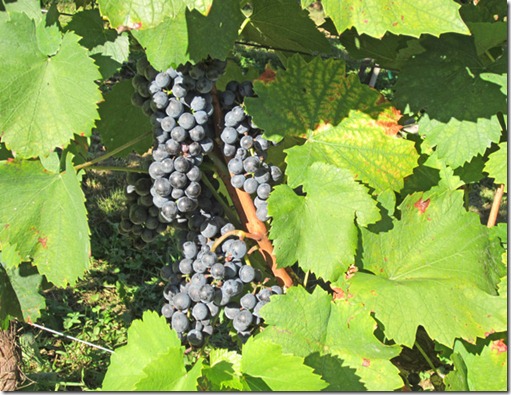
[211,88,294,288]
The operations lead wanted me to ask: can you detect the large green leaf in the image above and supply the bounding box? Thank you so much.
[394,34,505,167]
[241,337,327,391]
[349,190,506,347]
[0,260,45,325]
[484,142,507,191]
[132,14,189,71]
[322,0,469,38]
[97,0,185,30]
[95,80,153,156]
[0,157,90,287]
[257,286,403,391]
[0,13,102,159]
[187,0,245,62]
[242,0,333,55]
[102,310,200,391]
[268,162,380,281]
[244,55,386,142]
[395,34,506,122]
[284,111,418,193]
[64,9,129,79]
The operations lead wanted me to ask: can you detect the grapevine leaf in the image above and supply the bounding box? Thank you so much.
[203,349,244,391]
[285,111,419,193]
[240,337,327,391]
[64,9,129,79]
[2,0,42,21]
[95,80,153,156]
[187,0,245,62]
[0,260,45,324]
[242,0,333,55]
[349,190,507,347]
[304,353,365,391]
[137,354,203,391]
[322,0,469,38]
[132,14,189,71]
[0,157,90,287]
[467,21,507,55]
[97,0,185,30]
[244,55,386,142]
[484,143,507,192]
[0,13,102,158]
[257,286,403,391]
[449,338,507,391]
[268,162,380,281]
[102,310,195,391]
[395,34,506,122]
[444,352,469,391]
[338,29,425,70]
[418,115,502,168]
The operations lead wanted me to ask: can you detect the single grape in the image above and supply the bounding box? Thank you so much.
[221,223,235,235]
[161,303,174,318]
[192,303,209,321]
[256,205,269,222]
[240,293,257,310]
[243,177,259,194]
[182,241,198,259]
[160,116,176,132]
[154,72,171,88]
[171,126,188,142]
[270,166,283,182]
[161,158,174,173]
[178,258,193,274]
[257,183,272,200]
[190,96,206,111]
[233,310,253,332]
[223,143,237,157]
[231,174,245,189]
[178,112,196,130]
[228,239,247,259]
[171,188,184,200]
[189,125,206,142]
[172,83,187,98]
[186,166,202,182]
[243,156,260,173]
[166,98,184,118]
[221,127,238,144]
[177,196,198,213]
[171,311,190,332]
[169,171,188,189]
[165,139,181,155]
[192,259,207,273]
[240,135,253,149]
[187,329,204,346]
[210,263,225,279]
[257,288,272,302]
[193,111,208,125]
[228,158,244,175]
[239,265,256,283]
[199,284,215,302]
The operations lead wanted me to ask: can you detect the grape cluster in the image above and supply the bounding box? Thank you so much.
[219,81,283,222]
[160,222,282,346]
[131,57,228,229]
[127,56,286,346]
[119,172,170,249]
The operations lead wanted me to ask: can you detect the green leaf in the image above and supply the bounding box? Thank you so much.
[137,353,203,391]
[241,337,327,391]
[102,311,199,391]
[64,9,129,79]
[349,190,507,347]
[242,0,333,55]
[284,111,419,193]
[97,0,185,30]
[418,115,501,168]
[95,80,153,156]
[0,260,45,323]
[484,142,507,191]
[245,55,386,143]
[203,349,244,391]
[444,352,469,391]
[450,337,507,391]
[132,14,189,71]
[338,29,424,70]
[2,0,42,21]
[0,13,102,158]
[268,162,380,281]
[467,21,507,55]
[187,0,245,62]
[257,286,403,391]
[0,157,90,287]
[322,0,469,38]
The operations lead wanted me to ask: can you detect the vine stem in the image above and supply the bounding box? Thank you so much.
[487,184,505,228]
[210,229,261,252]
[86,165,147,173]
[210,88,294,288]
[74,131,152,171]
[414,341,441,378]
